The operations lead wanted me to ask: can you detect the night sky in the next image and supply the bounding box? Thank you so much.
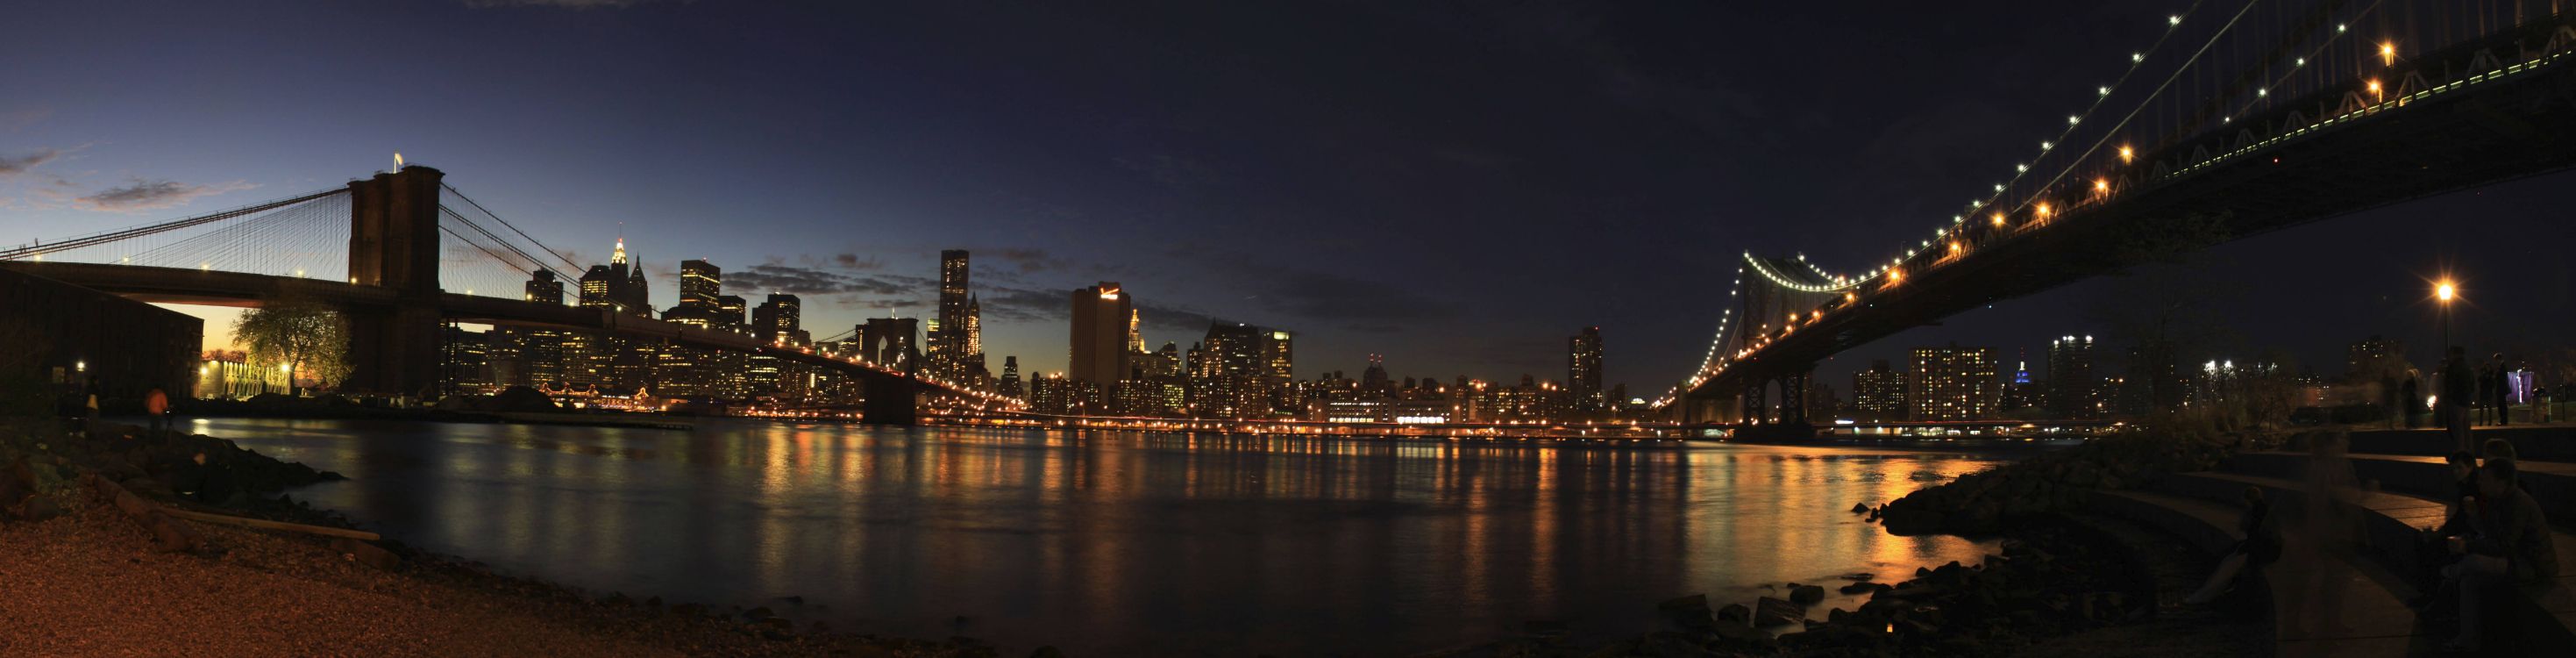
[4,1,2568,396]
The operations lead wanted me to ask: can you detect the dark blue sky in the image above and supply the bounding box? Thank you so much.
[4,0,2567,395]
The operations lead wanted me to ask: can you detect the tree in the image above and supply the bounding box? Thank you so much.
[234,295,350,395]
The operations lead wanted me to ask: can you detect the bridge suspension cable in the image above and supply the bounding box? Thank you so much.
[0,188,348,262]
[1658,1,2576,413]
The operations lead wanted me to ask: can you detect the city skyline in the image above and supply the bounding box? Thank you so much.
[4,1,2569,394]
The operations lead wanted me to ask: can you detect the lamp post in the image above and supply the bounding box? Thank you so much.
[2434,279,2457,354]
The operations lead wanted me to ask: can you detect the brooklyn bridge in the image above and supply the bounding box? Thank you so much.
[0,166,1017,425]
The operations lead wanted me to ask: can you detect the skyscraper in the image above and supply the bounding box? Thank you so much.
[1069,282,1132,387]
[524,268,565,304]
[679,259,721,310]
[926,250,982,382]
[1908,343,2000,421]
[753,294,806,347]
[1568,326,1604,411]
[1128,309,1143,353]
[2047,335,2097,418]
[1852,359,1904,421]
[1188,322,1272,418]
[998,355,1022,399]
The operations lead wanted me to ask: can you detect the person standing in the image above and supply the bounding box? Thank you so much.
[2442,348,2475,453]
[2402,376,2421,428]
[2487,354,2510,426]
[144,387,170,437]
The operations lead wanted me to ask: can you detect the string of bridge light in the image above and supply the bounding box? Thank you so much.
[1655,2,2491,411]
[1657,3,2228,411]
[1992,0,2279,226]
[2214,4,2390,133]
[1847,3,2214,288]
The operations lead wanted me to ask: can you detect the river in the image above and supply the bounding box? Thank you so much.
[198,417,2033,656]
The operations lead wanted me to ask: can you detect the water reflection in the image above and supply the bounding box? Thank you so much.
[209,418,2015,656]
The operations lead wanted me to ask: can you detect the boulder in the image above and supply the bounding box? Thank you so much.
[331,538,402,570]
[1754,597,1803,626]
[1851,502,1871,513]
[1716,603,1751,625]
[1790,584,1825,604]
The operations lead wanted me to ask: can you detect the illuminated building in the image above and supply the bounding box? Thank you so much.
[998,355,1022,399]
[1069,283,1133,388]
[1908,343,2000,421]
[438,325,490,395]
[752,293,807,347]
[679,259,720,309]
[2047,335,2097,418]
[1852,360,1905,421]
[1185,322,1274,418]
[1568,326,1604,412]
[927,250,982,382]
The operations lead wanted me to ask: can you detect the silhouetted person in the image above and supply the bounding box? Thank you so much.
[2487,354,2510,426]
[2401,377,2420,428]
[2441,347,2474,452]
[2432,459,2557,652]
[2185,485,2281,604]
[2381,375,2401,429]
[2288,433,2362,637]
[174,450,235,504]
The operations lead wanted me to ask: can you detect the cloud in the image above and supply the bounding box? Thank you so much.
[73,178,257,212]
[984,247,1071,274]
[0,148,63,176]
[722,262,922,297]
[832,253,886,269]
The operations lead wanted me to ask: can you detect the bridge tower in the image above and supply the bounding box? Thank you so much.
[341,166,445,397]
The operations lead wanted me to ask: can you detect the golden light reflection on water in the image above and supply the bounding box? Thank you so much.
[208,418,2023,656]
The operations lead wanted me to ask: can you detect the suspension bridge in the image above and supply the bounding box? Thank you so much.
[1662,1,2576,433]
[0,166,1017,424]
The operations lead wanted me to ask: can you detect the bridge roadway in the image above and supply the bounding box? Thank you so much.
[1684,27,2576,411]
[0,260,986,420]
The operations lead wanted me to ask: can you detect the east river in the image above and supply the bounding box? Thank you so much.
[201,417,2035,656]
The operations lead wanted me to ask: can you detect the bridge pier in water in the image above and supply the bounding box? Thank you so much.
[862,377,918,425]
[341,166,447,398]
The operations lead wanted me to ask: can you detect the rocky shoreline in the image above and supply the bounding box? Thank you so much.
[1874,425,2247,536]
[1425,425,2276,657]
[0,418,1020,657]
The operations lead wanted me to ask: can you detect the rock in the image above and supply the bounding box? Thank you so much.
[1716,603,1751,624]
[1851,502,1871,513]
[1707,618,1771,646]
[1754,597,1803,626]
[1839,572,1874,581]
[1790,584,1825,604]
[331,538,401,570]
[20,496,61,521]
[491,386,559,412]
[1839,582,1879,595]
